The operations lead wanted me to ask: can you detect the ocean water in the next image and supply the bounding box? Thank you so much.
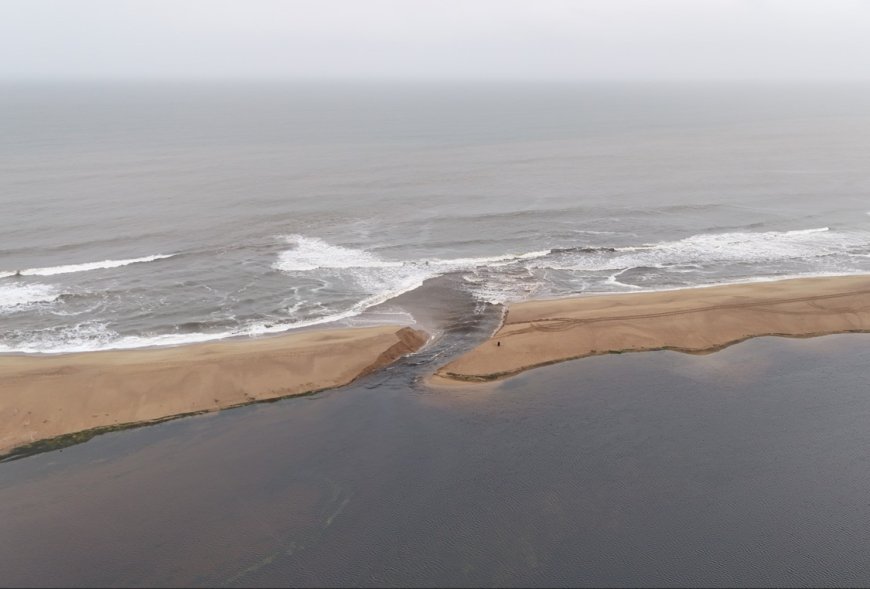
[3,81,870,353]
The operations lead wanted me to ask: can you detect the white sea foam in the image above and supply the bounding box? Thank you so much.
[7,229,867,354]
[0,269,433,353]
[1,241,550,352]
[273,236,553,310]
[0,254,175,278]
[245,278,431,336]
[426,250,551,268]
[536,227,867,272]
[0,322,239,354]
[605,269,644,290]
[0,283,60,312]
[0,322,116,353]
[0,287,430,354]
[585,270,870,298]
[464,273,544,305]
[274,235,402,272]
[276,235,551,273]
[782,227,831,235]
[284,300,305,315]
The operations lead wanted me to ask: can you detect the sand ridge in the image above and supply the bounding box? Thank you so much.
[0,325,428,456]
[435,275,870,382]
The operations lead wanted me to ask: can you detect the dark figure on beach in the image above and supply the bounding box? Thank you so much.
[497,341,501,347]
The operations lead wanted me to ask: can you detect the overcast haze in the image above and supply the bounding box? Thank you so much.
[2,0,870,81]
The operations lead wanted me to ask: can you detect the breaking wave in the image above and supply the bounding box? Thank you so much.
[534,227,864,272]
[0,283,60,312]
[4,228,870,354]
[0,254,175,278]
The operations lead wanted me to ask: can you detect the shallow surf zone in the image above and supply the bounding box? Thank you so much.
[270,227,870,320]
[527,227,870,290]
[3,226,870,355]
[272,233,552,308]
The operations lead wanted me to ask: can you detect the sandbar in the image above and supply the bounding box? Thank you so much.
[435,275,870,382]
[0,325,427,456]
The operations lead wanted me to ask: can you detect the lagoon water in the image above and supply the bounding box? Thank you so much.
[3,335,870,586]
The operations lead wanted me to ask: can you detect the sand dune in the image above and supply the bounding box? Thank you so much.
[435,275,870,382]
[0,325,427,456]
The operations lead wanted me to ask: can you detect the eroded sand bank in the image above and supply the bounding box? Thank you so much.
[0,325,427,455]
[435,275,870,382]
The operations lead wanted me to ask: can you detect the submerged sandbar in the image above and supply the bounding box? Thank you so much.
[435,275,870,382]
[0,325,427,455]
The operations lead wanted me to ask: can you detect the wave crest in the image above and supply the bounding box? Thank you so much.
[0,254,175,278]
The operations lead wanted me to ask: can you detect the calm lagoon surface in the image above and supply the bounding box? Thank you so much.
[2,334,870,587]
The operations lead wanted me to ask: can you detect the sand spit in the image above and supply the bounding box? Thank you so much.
[0,326,427,456]
[435,275,870,382]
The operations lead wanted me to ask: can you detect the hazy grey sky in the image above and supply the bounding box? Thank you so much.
[3,0,870,81]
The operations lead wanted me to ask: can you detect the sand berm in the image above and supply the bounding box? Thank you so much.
[0,325,427,456]
[5,275,870,456]
[435,275,870,383]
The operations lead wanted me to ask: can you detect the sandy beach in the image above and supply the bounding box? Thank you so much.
[6,275,870,456]
[435,275,870,382]
[0,325,427,456]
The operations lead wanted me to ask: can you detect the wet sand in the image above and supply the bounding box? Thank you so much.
[436,275,870,382]
[0,325,427,455]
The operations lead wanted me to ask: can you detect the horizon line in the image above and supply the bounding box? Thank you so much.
[4,75,870,84]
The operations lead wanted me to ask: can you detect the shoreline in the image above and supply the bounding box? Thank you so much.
[7,274,870,457]
[0,325,428,457]
[434,275,870,383]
